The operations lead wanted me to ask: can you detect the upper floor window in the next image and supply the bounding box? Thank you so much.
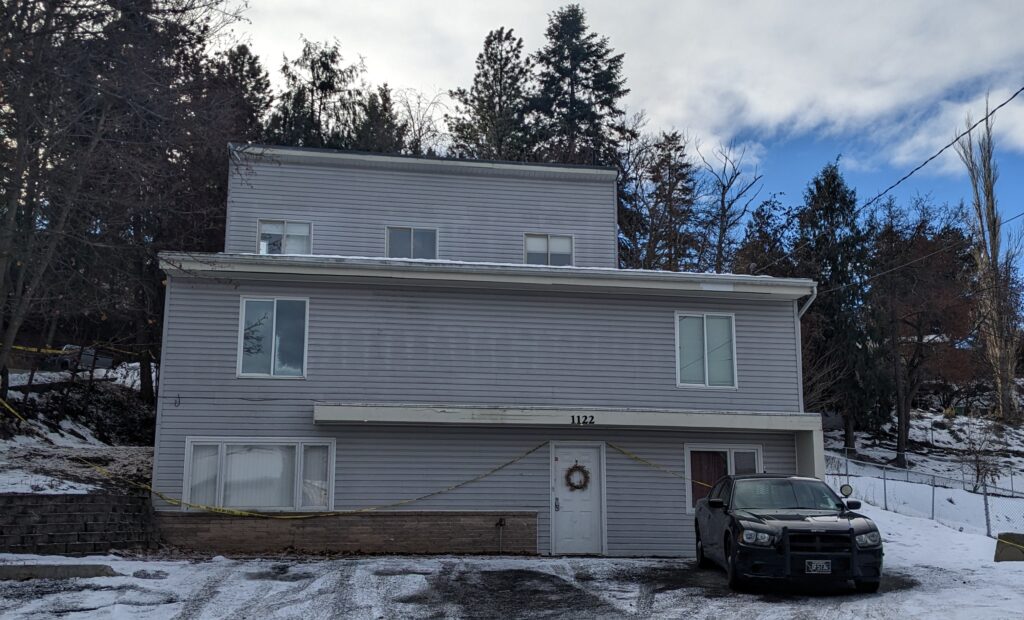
[387,226,437,259]
[525,234,573,266]
[259,220,311,255]
[238,297,307,377]
[676,312,736,388]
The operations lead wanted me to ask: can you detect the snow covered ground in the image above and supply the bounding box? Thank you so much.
[824,409,1024,492]
[0,504,1021,619]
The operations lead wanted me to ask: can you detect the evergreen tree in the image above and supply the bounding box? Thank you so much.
[447,28,533,160]
[349,84,407,153]
[265,38,364,148]
[212,44,273,142]
[733,197,793,275]
[530,4,629,165]
[618,130,699,270]
[794,162,881,450]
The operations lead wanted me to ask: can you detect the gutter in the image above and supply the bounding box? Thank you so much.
[797,284,818,318]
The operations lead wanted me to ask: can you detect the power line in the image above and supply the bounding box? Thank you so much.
[754,82,1024,275]
[818,209,1024,295]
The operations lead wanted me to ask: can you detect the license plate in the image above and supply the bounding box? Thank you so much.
[805,560,831,574]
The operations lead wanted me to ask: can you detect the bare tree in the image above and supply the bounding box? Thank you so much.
[397,89,449,156]
[697,143,763,273]
[955,104,1022,420]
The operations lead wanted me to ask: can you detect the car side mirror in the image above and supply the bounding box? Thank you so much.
[839,484,854,498]
[708,498,725,509]
[844,499,861,510]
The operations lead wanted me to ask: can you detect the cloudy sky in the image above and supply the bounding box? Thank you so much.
[234,0,1024,219]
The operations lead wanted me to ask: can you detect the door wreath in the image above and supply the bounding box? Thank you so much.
[565,463,591,491]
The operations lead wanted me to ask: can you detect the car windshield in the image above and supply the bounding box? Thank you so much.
[731,478,842,511]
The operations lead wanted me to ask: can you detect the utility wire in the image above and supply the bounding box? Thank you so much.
[818,209,1024,294]
[754,82,1024,275]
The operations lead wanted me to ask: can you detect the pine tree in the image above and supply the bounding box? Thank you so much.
[349,84,407,153]
[265,38,364,148]
[211,44,273,142]
[795,162,881,451]
[733,197,794,275]
[618,130,699,270]
[447,28,533,160]
[530,4,629,165]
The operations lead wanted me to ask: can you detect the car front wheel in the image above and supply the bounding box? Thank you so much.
[854,580,880,594]
[695,524,712,569]
[725,538,746,591]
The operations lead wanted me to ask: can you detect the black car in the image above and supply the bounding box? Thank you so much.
[694,474,883,592]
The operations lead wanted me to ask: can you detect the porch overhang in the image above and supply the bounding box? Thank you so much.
[312,403,821,432]
[313,403,826,478]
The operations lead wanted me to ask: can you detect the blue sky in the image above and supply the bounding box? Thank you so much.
[237,0,1024,235]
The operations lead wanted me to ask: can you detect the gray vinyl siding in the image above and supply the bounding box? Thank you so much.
[153,275,804,554]
[158,277,802,411]
[155,424,796,557]
[225,159,617,267]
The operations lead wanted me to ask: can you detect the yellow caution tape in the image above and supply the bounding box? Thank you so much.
[12,343,146,357]
[608,442,712,488]
[0,397,30,424]
[996,536,1024,554]
[0,395,549,519]
[11,345,69,355]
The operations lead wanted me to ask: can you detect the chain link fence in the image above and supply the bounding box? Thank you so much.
[825,453,1024,538]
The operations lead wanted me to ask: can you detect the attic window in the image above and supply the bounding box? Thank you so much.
[259,220,311,255]
[387,226,437,259]
[525,234,573,266]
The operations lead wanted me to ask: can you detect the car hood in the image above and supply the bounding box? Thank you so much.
[734,509,875,533]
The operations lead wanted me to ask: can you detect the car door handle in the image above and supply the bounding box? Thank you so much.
[555,497,560,512]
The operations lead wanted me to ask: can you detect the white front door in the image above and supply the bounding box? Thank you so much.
[551,443,604,555]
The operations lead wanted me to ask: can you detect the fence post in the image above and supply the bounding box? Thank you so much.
[982,483,992,539]
[930,475,935,520]
[882,465,888,511]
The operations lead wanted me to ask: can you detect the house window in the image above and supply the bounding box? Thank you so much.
[238,298,307,377]
[259,220,311,255]
[387,226,437,259]
[676,312,736,387]
[525,234,573,266]
[186,438,333,511]
[685,445,762,509]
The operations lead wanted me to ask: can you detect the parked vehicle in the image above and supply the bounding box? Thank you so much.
[694,474,883,592]
[45,345,115,371]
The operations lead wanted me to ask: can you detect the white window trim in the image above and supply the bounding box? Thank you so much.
[182,436,336,512]
[385,225,439,260]
[674,310,739,389]
[236,296,310,379]
[523,232,575,266]
[684,443,763,513]
[257,219,313,255]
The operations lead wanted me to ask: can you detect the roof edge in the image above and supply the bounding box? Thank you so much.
[159,252,817,299]
[229,143,618,181]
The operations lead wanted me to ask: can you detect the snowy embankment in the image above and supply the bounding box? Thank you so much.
[824,409,1024,491]
[1,503,1022,619]
[1,364,154,493]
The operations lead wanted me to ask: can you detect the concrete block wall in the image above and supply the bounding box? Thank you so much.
[0,493,157,555]
[155,511,538,555]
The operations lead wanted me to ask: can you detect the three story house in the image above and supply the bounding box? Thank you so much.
[152,144,822,557]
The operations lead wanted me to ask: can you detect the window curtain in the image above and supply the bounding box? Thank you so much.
[690,450,728,506]
[677,315,705,384]
[222,444,296,508]
[302,445,330,508]
[189,444,219,506]
[706,315,735,386]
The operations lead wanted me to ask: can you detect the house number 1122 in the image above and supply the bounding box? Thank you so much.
[570,415,595,425]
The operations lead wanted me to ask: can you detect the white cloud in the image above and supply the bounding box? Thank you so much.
[235,0,1024,171]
